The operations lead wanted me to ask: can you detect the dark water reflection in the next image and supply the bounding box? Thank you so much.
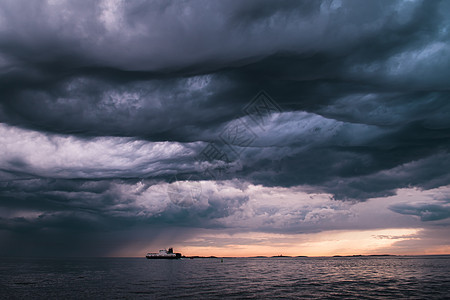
[1,256,449,299]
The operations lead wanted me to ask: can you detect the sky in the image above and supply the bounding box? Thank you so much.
[0,0,449,257]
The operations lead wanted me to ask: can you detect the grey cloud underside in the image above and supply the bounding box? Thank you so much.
[1,0,450,255]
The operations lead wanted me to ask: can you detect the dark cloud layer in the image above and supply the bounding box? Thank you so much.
[1,0,450,256]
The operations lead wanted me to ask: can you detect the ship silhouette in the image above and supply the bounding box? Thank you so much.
[146,248,182,259]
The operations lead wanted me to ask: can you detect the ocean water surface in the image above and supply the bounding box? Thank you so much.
[1,256,449,299]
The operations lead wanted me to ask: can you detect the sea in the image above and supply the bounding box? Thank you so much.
[1,256,449,299]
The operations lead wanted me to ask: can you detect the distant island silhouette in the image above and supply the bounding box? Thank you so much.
[333,254,395,257]
[177,254,397,259]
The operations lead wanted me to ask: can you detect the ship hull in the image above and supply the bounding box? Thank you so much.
[146,255,181,259]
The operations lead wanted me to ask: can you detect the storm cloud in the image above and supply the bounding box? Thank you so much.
[1,0,449,256]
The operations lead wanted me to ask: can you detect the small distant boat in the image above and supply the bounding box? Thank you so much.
[146,248,182,259]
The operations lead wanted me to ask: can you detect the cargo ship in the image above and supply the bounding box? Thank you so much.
[146,248,182,259]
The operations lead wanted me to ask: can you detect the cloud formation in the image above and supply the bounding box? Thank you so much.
[1,0,449,256]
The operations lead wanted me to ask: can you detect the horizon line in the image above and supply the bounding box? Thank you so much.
[2,254,450,259]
